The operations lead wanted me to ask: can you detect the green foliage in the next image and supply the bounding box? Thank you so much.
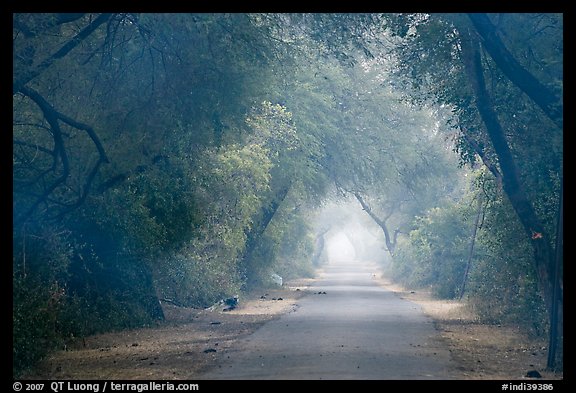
[152,140,272,306]
[12,222,72,377]
[234,101,321,288]
[383,12,561,346]
[273,210,316,280]
[467,188,548,335]
[246,191,316,287]
[246,101,300,154]
[390,171,549,334]
[12,13,291,375]
[155,252,242,308]
[13,277,62,377]
[390,202,473,299]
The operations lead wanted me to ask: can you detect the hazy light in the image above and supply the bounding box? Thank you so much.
[325,231,356,262]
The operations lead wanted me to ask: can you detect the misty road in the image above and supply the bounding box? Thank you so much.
[200,259,455,380]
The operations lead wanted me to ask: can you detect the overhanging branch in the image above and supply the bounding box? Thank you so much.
[13,13,112,94]
[16,86,109,224]
[353,192,398,255]
[459,125,503,188]
[467,13,562,129]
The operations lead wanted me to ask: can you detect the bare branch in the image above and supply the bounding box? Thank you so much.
[13,140,55,157]
[16,86,109,224]
[13,13,112,93]
[57,110,109,163]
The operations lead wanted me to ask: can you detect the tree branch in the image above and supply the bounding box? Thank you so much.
[16,86,109,224]
[56,109,109,163]
[13,13,112,93]
[353,192,396,255]
[14,140,55,157]
[467,13,562,129]
[14,14,88,38]
[459,125,503,188]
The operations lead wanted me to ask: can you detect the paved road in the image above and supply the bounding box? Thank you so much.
[200,260,454,380]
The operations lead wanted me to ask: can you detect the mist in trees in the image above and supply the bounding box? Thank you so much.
[13,13,562,376]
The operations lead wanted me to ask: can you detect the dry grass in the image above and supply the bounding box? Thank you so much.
[22,280,312,380]
[373,270,563,380]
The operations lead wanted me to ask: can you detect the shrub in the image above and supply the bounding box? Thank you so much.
[467,195,548,336]
[390,204,473,299]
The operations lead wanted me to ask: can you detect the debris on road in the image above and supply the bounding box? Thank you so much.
[526,370,542,378]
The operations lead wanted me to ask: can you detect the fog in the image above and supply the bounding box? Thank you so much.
[315,197,390,267]
[325,232,356,262]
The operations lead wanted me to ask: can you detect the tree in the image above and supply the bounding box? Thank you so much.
[385,12,562,367]
[12,12,306,374]
[459,27,556,314]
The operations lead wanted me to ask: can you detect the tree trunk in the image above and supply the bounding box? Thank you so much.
[459,126,503,188]
[459,194,484,300]
[240,184,292,277]
[354,192,396,255]
[547,177,563,369]
[312,227,330,266]
[460,32,555,317]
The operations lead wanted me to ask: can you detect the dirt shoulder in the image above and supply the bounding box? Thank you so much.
[22,268,563,381]
[374,273,563,380]
[23,279,314,380]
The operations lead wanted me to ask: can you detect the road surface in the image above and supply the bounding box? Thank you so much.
[200,259,454,379]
